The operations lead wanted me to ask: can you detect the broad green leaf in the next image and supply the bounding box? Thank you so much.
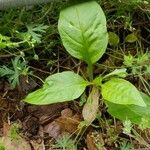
[58,1,108,64]
[108,32,120,46]
[101,78,146,107]
[24,71,89,105]
[82,86,99,124]
[106,93,150,128]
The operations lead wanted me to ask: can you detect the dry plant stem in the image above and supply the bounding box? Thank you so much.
[29,66,51,74]
[131,129,150,148]
[139,75,150,95]
[29,73,44,83]
[0,47,33,58]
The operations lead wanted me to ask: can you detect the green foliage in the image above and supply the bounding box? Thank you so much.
[106,93,150,128]
[123,54,134,67]
[0,23,48,49]
[120,142,133,150]
[52,134,76,150]
[101,78,146,107]
[58,1,108,64]
[24,71,90,105]
[9,123,21,141]
[123,52,150,75]
[125,32,138,43]
[123,120,132,134]
[15,23,49,47]
[0,56,30,88]
[0,34,19,48]
[0,7,50,61]
[26,24,48,44]
[24,1,150,129]
[108,32,120,46]
[108,0,145,14]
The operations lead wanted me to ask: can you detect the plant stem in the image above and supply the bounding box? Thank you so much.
[87,63,93,81]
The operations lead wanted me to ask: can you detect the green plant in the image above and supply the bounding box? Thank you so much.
[24,1,150,128]
[0,56,30,88]
[108,0,144,13]
[0,22,48,49]
[120,142,133,150]
[8,123,21,141]
[25,23,49,44]
[123,52,150,95]
[123,120,132,135]
[0,34,19,48]
[123,52,150,75]
[52,134,76,150]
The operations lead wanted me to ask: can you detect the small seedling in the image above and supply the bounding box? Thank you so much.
[120,142,133,150]
[9,123,21,141]
[0,56,30,88]
[123,120,132,135]
[52,134,76,150]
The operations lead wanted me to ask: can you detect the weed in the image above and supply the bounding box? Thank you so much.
[120,142,133,150]
[123,120,133,135]
[0,0,149,149]
[52,134,76,150]
[8,123,21,141]
[123,52,150,94]
[0,56,30,88]
[24,1,150,132]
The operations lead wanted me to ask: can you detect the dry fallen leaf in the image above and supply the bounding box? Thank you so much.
[27,103,68,125]
[57,114,80,134]
[43,108,81,139]
[82,86,100,124]
[43,121,62,139]
[3,136,31,150]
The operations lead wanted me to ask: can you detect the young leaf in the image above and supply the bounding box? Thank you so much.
[123,54,134,67]
[24,71,89,105]
[125,32,138,43]
[101,78,146,107]
[108,32,120,46]
[103,68,127,79]
[58,1,108,64]
[82,86,100,124]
